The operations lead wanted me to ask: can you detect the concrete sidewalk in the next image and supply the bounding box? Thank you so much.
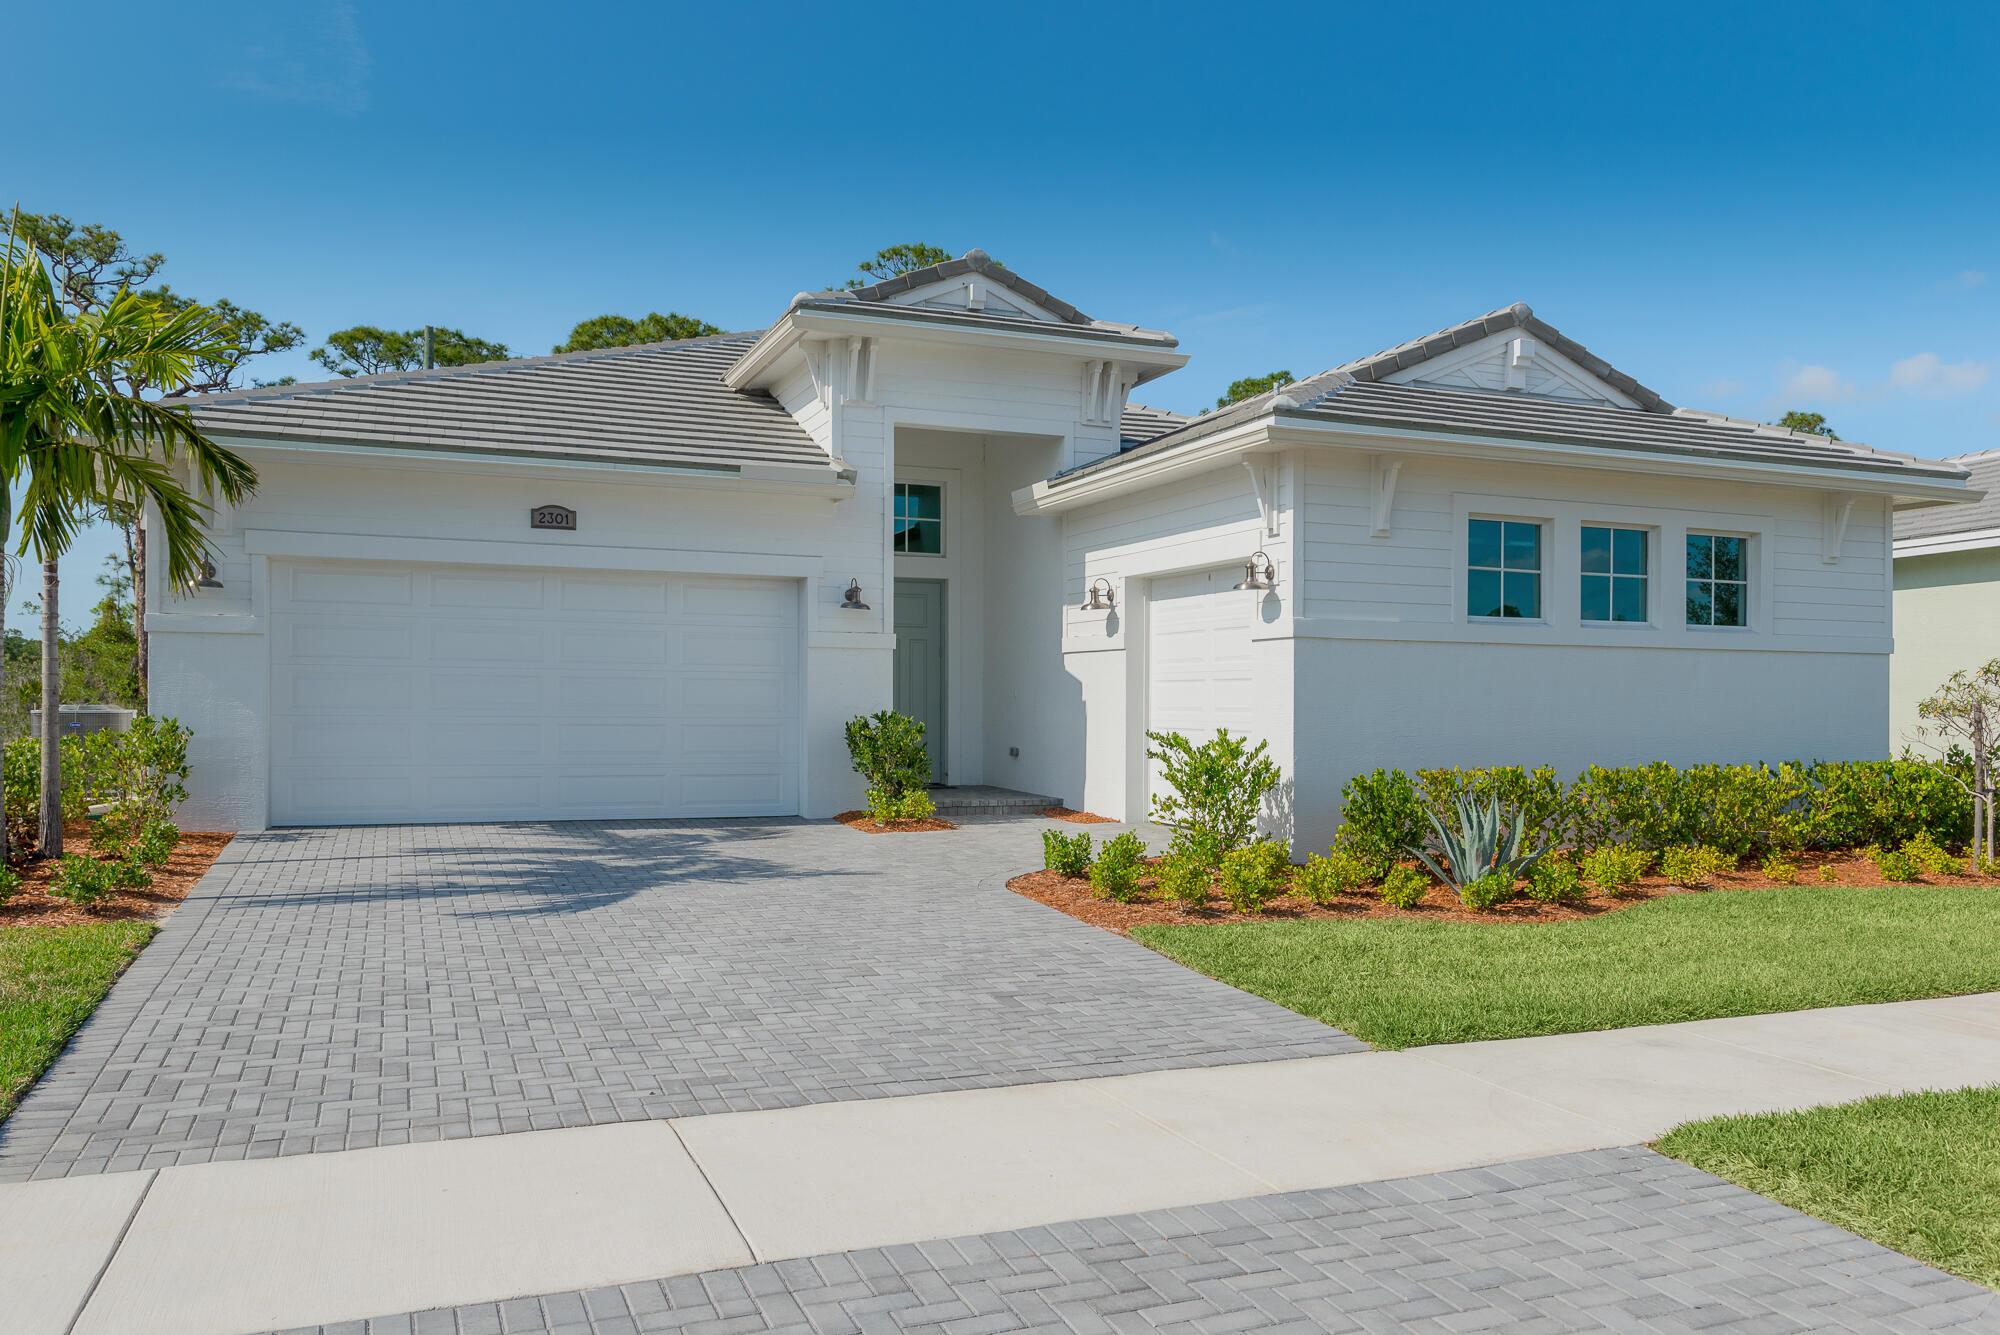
[8,993,1999,1335]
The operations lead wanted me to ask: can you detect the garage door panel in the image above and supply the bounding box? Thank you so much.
[269,558,801,826]
[286,566,415,608]
[424,673,546,712]
[279,617,418,662]
[430,571,548,610]
[559,577,668,614]
[432,623,548,665]
[277,667,422,713]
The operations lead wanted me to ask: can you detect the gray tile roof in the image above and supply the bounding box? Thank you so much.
[1051,356,1970,489]
[183,333,833,473]
[788,249,1178,349]
[1335,302,1674,413]
[1120,402,1188,448]
[1896,449,2000,540]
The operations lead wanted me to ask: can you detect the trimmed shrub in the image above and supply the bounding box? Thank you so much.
[1795,760,1972,851]
[1155,853,1212,909]
[1523,854,1587,906]
[0,865,19,903]
[1660,844,1732,887]
[1336,769,1425,874]
[1416,766,1568,846]
[48,854,115,905]
[1218,840,1289,913]
[1874,847,1923,883]
[1902,831,1966,877]
[1295,849,1372,905]
[106,857,152,890]
[1581,844,1654,895]
[845,710,931,801]
[1818,862,1840,883]
[1378,865,1428,909]
[1759,855,1800,884]
[1042,829,1093,876]
[1089,831,1147,902]
[866,787,936,825]
[1459,871,1515,912]
[1145,729,1280,858]
[134,820,181,870]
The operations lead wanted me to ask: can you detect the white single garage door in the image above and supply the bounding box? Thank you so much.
[1146,567,1258,808]
[269,559,800,825]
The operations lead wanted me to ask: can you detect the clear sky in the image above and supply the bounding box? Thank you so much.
[10,0,1996,628]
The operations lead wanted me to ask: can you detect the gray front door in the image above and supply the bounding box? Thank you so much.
[893,579,947,783]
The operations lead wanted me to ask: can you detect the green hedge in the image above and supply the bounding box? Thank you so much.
[1338,760,1973,862]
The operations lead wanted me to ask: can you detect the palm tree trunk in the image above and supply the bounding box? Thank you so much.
[39,559,61,858]
[132,517,147,706]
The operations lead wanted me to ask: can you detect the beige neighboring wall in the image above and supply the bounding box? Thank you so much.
[1891,544,2000,751]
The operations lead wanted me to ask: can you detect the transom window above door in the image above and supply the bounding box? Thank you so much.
[894,482,943,555]
[1581,525,1649,623]
[1467,518,1542,619]
[1686,533,1748,627]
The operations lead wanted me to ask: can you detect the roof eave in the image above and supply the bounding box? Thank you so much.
[1018,409,1975,515]
[1894,525,2000,558]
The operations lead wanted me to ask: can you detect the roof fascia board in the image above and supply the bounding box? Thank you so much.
[221,435,854,497]
[792,307,1187,368]
[1894,527,2000,558]
[1014,419,1274,514]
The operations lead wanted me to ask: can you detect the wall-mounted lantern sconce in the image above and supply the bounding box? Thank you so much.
[1232,551,1277,592]
[190,559,224,591]
[839,579,870,611]
[1081,577,1116,611]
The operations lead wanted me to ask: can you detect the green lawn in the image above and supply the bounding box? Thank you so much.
[1658,1086,2000,1289]
[1131,885,2000,1048]
[0,921,155,1123]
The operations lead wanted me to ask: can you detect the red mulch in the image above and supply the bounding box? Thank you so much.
[1039,807,1116,824]
[1,829,234,929]
[833,810,958,834]
[1010,850,2000,935]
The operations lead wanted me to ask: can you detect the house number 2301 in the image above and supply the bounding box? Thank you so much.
[531,505,577,531]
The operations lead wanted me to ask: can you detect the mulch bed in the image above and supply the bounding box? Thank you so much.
[0,829,234,929]
[833,810,958,834]
[1011,851,2000,935]
[1039,807,1116,824]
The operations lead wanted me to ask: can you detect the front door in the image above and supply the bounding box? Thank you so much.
[893,579,948,783]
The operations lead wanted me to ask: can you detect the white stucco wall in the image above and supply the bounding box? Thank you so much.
[1890,545,2000,750]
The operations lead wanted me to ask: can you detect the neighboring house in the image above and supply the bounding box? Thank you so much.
[1891,449,2000,750]
[161,252,1977,846]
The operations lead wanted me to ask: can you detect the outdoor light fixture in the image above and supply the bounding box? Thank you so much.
[1081,577,1116,611]
[191,559,224,591]
[1232,551,1277,592]
[839,579,870,611]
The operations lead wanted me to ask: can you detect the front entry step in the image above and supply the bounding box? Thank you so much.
[929,785,1058,818]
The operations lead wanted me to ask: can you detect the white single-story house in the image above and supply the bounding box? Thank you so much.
[1891,449,2000,748]
[159,251,1979,848]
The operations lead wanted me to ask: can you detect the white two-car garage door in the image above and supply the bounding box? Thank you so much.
[269,560,800,825]
[1146,567,1257,808]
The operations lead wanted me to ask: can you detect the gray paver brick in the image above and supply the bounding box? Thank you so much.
[266,1149,2000,1335]
[0,817,1356,1181]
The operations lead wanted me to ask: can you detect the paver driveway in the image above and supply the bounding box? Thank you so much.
[0,818,1359,1182]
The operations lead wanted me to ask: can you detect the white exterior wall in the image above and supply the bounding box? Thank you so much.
[1890,546,2000,749]
[150,449,884,829]
[1061,446,1897,851]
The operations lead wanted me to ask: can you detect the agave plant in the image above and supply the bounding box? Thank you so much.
[1407,793,1547,891]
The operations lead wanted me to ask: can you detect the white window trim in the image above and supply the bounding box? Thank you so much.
[1450,493,1774,646]
[1578,522,1656,628]
[893,479,947,559]
[1463,513,1551,625]
[1683,527,1757,633]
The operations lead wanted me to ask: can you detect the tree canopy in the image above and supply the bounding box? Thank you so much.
[553,312,721,354]
[1776,410,1839,439]
[1217,370,1294,408]
[843,243,959,289]
[309,325,510,378]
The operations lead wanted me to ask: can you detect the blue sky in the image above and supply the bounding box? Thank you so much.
[10,0,1997,628]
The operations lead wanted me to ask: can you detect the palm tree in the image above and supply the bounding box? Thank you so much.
[0,221,255,857]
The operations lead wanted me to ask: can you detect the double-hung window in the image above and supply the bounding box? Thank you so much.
[1467,518,1542,619]
[893,482,943,555]
[1580,526,1649,623]
[1686,533,1747,627]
